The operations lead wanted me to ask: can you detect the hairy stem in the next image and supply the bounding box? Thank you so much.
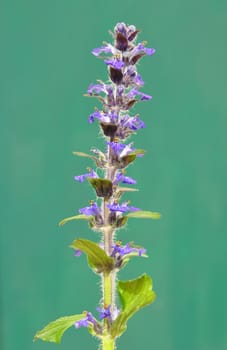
[101,146,117,349]
[102,225,116,348]
[102,336,115,350]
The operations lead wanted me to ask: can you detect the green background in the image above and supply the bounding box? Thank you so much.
[1,0,227,349]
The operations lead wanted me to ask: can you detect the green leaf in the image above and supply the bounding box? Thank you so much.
[59,214,90,226]
[72,151,106,168]
[128,149,146,156]
[72,151,96,159]
[120,154,136,168]
[88,178,113,198]
[117,187,139,193]
[126,210,161,219]
[115,216,128,228]
[115,187,138,201]
[111,274,156,337]
[34,314,85,343]
[70,238,114,273]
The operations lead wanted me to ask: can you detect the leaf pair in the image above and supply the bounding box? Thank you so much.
[71,238,147,273]
[59,210,161,227]
[34,274,155,343]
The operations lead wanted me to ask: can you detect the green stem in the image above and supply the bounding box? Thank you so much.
[102,211,116,330]
[102,229,116,350]
[102,336,115,350]
[101,147,117,350]
[103,227,116,309]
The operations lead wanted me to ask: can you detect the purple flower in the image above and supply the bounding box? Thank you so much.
[123,66,144,87]
[134,74,144,86]
[120,115,145,131]
[111,242,146,257]
[114,22,127,36]
[106,85,114,96]
[87,83,106,94]
[104,58,125,70]
[74,249,82,257]
[107,141,145,159]
[107,141,135,158]
[117,85,124,96]
[89,111,105,124]
[127,87,152,101]
[74,169,98,183]
[107,202,140,213]
[132,43,156,57]
[75,312,96,329]
[107,141,126,154]
[92,44,114,56]
[87,83,114,97]
[114,172,136,185]
[79,202,101,216]
[96,305,112,321]
[114,23,139,42]
[89,110,118,124]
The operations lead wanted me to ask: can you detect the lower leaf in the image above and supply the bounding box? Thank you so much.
[111,274,156,337]
[34,314,85,344]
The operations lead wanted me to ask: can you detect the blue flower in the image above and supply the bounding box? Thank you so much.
[92,44,114,56]
[107,141,144,159]
[104,58,125,70]
[89,110,118,124]
[132,43,156,57]
[127,87,152,101]
[87,83,114,97]
[111,242,146,257]
[114,22,128,36]
[75,312,97,329]
[107,141,135,157]
[114,172,137,185]
[74,169,98,183]
[107,202,140,213]
[96,305,112,321]
[120,115,145,131]
[79,202,101,216]
[107,141,126,155]
[74,249,82,257]
[87,83,106,94]
[114,23,139,42]
[123,66,144,87]
[134,74,144,86]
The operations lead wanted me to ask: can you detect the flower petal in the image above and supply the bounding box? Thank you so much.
[104,58,125,70]
[92,45,113,56]
[74,169,98,182]
[79,202,101,216]
[107,203,140,213]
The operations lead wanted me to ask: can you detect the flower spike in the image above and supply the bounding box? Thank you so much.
[34,22,160,350]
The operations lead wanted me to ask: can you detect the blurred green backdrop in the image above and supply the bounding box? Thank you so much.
[1,0,227,349]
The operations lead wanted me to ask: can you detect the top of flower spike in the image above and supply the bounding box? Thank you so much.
[88,22,155,140]
[92,22,155,59]
[114,23,139,41]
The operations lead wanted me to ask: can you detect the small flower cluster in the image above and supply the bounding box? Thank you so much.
[74,240,147,269]
[75,305,118,329]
